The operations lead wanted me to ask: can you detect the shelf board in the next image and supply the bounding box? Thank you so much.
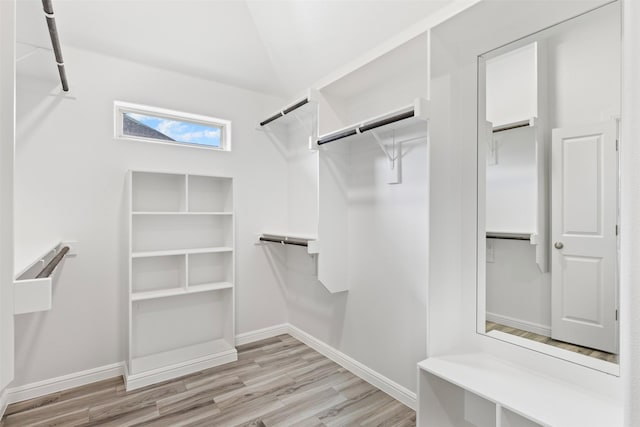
[132,211,233,216]
[130,339,236,375]
[131,282,233,302]
[132,247,233,258]
[419,354,622,427]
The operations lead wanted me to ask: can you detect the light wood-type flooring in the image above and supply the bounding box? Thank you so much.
[1,335,415,427]
[486,321,619,363]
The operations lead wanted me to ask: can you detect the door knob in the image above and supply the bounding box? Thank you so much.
[554,242,564,249]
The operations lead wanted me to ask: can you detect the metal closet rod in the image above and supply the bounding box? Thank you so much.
[260,98,309,127]
[317,109,415,146]
[259,236,309,247]
[36,246,70,279]
[42,0,69,92]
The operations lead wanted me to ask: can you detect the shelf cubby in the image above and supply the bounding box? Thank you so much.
[130,290,233,374]
[131,214,232,253]
[131,254,185,294]
[188,175,233,212]
[188,251,233,287]
[132,171,186,212]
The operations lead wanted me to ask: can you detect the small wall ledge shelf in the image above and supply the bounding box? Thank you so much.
[14,241,78,314]
[317,98,429,184]
[257,233,319,255]
[418,354,622,427]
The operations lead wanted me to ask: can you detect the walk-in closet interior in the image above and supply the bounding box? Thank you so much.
[1,0,640,425]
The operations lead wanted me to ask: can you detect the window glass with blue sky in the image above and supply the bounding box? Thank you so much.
[123,112,222,148]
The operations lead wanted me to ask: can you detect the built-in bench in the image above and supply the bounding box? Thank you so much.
[417,354,622,427]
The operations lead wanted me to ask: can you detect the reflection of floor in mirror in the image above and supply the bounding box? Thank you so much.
[486,321,619,364]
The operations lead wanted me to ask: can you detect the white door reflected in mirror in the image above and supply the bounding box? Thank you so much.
[551,121,618,354]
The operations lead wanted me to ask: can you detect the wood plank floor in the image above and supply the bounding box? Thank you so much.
[486,321,619,363]
[1,335,415,427]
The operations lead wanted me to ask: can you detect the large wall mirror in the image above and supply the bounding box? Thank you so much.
[477,1,620,372]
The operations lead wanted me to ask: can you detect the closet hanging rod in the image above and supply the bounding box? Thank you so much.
[492,119,531,133]
[36,246,70,278]
[317,108,416,146]
[486,232,531,241]
[259,236,309,247]
[42,0,69,92]
[259,97,309,127]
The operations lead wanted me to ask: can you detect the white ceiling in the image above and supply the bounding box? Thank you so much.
[16,0,455,98]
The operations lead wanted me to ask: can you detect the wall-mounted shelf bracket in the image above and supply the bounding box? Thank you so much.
[13,240,78,314]
[370,130,402,184]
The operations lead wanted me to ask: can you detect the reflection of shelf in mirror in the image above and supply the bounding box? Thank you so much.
[492,118,534,133]
[486,231,533,241]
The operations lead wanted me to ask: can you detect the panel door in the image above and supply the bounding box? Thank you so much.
[551,120,617,354]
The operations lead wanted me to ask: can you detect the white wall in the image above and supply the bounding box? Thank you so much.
[0,0,16,402]
[13,46,289,387]
[286,135,429,392]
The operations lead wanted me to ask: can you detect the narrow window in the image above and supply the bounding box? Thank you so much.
[114,101,231,151]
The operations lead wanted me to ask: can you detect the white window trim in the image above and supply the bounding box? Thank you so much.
[114,101,232,151]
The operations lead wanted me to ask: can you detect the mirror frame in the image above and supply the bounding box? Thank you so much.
[475,1,621,376]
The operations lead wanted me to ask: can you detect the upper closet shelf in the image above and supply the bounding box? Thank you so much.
[317,98,429,146]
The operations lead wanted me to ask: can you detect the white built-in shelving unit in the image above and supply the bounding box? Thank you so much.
[126,170,236,390]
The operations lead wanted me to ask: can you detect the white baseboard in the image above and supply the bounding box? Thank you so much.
[5,323,417,412]
[0,387,8,419]
[124,350,237,391]
[235,323,289,346]
[287,324,417,410]
[486,312,551,337]
[6,362,124,405]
